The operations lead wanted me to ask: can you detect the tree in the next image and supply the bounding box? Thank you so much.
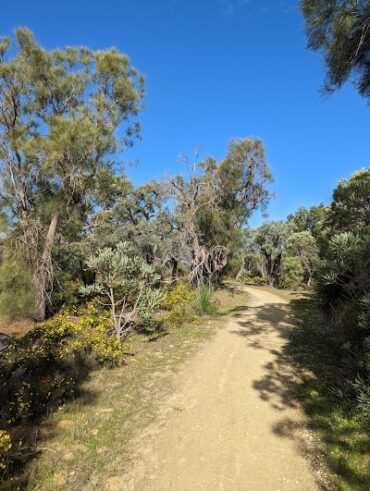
[286,231,320,286]
[300,0,370,99]
[236,230,266,280]
[0,29,144,320]
[80,242,163,340]
[253,221,291,286]
[169,138,272,286]
[86,180,165,262]
[287,203,328,237]
[327,168,370,232]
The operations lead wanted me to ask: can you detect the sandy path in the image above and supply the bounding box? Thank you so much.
[123,287,318,491]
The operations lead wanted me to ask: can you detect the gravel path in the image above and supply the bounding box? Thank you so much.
[122,287,318,491]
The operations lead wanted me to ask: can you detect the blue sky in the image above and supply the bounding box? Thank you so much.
[2,0,369,226]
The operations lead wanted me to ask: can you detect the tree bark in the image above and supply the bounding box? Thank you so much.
[34,213,59,321]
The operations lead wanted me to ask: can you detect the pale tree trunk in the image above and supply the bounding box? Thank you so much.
[307,273,313,287]
[236,258,246,280]
[34,213,59,321]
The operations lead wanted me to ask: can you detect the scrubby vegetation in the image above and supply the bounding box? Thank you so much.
[0,22,369,490]
[241,169,370,407]
[289,298,370,490]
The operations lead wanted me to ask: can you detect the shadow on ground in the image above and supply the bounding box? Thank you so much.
[0,329,103,489]
[230,295,370,491]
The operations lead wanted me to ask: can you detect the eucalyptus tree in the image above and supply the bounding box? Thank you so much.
[0,28,144,320]
[286,231,320,286]
[327,168,370,232]
[86,180,168,265]
[253,221,291,286]
[169,138,272,286]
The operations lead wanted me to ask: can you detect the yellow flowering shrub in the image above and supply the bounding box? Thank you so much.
[0,303,125,477]
[161,282,197,328]
[0,430,11,471]
[39,303,124,366]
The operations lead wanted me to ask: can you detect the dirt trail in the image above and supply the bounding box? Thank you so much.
[122,287,319,491]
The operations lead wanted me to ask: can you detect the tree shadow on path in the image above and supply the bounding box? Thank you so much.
[230,297,370,491]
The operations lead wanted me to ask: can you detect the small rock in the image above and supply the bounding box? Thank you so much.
[91,428,99,435]
[63,451,75,462]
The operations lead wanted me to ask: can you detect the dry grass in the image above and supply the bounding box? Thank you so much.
[0,318,35,339]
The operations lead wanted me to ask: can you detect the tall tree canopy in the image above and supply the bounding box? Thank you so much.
[169,138,272,285]
[327,168,370,232]
[300,0,370,99]
[0,28,144,320]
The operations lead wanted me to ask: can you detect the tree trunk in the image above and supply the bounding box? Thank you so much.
[171,258,178,282]
[271,253,282,287]
[34,213,59,321]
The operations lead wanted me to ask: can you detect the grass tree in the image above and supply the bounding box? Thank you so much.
[80,242,164,340]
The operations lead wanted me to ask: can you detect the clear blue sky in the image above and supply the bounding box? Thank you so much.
[2,0,369,226]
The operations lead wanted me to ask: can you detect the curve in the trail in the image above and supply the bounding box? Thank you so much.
[122,287,319,491]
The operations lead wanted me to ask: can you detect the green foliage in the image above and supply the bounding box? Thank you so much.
[286,231,321,285]
[80,242,164,338]
[252,221,291,286]
[317,232,370,374]
[289,298,370,489]
[300,0,370,99]
[161,282,196,328]
[328,168,370,232]
[0,304,124,477]
[280,256,304,288]
[0,28,144,320]
[191,286,218,316]
[0,250,35,319]
[242,275,267,286]
[0,429,11,472]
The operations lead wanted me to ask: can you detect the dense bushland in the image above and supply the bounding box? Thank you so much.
[0,31,274,484]
[0,24,369,490]
[241,169,370,412]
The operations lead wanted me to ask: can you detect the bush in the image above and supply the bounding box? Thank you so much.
[281,256,304,288]
[0,304,124,477]
[316,232,370,418]
[0,430,11,472]
[161,282,196,327]
[241,275,267,286]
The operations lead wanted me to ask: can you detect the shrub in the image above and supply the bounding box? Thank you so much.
[161,282,196,327]
[80,242,164,340]
[317,232,370,417]
[281,256,304,288]
[0,304,124,477]
[0,430,11,472]
[241,275,267,286]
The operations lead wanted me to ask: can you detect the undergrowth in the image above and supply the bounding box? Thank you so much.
[0,303,125,484]
[289,297,370,491]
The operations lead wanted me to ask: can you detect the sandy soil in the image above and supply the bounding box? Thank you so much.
[120,287,319,491]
